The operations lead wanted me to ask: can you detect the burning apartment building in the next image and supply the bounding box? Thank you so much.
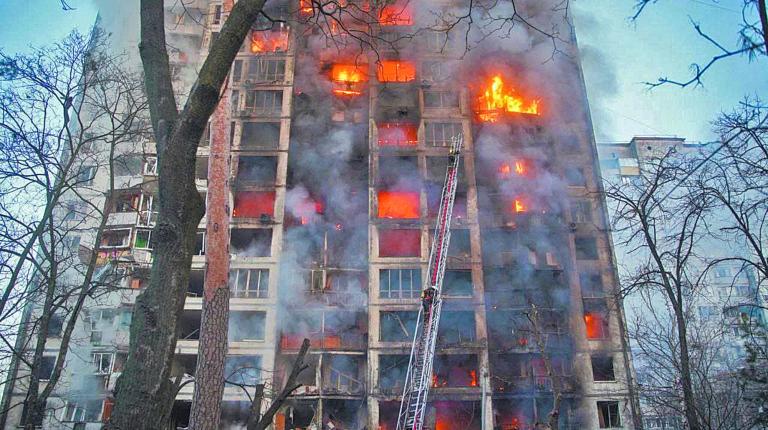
[1,0,639,429]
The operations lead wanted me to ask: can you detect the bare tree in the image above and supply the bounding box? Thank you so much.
[0,30,148,428]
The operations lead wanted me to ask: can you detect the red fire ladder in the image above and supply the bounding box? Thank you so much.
[396,134,463,430]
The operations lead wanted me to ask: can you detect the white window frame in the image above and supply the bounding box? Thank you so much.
[231,268,269,298]
[92,352,114,375]
[245,90,283,115]
[380,268,421,299]
[423,90,459,109]
[424,122,462,147]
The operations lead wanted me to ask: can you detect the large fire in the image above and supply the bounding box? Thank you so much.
[250,27,290,53]
[331,64,369,96]
[377,60,416,82]
[378,191,420,219]
[476,75,540,122]
[379,0,413,26]
[377,122,418,146]
[498,160,529,178]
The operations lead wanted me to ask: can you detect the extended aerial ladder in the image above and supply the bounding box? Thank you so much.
[396,134,463,430]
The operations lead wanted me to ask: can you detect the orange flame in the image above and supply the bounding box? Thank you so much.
[379,1,413,26]
[331,64,368,96]
[377,123,418,146]
[377,60,416,82]
[469,370,478,387]
[300,0,314,15]
[584,312,604,339]
[378,191,420,219]
[514,198,527,213]
[250,27,289,53]
[499,160,529,178]
[477,75,540,122]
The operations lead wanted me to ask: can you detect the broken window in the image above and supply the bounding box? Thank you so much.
[377,60,416,82]
[443,270,472,296]
[431,401,482,430]
[424,30,451,53]
[575,236,599,260]
[580,272,605,298]
[246,57,286,82]
[323,355,364,395]
[229,311,266,342]
[380,311,418,342]
[481,228,519,266]
[179,310,201,340]
[379,268,421,299]
[114,154,143,176]
[101,229,131,248]
[330,64,369,97]
[571,200,593,223]
[426,182,466,218]
[377,122,418,146]
[584,299,610,340]
[378,190,420,219]
[437,311,475,345]
[378,354,409,390]
[424,90,459,109]
[235,156,277,185]
[112,191,140,213]
[133,228,155,250]
[591,355,615,382]
[426,156,465,183]
[378,0,413,26]
[379,229,420,257]
[233,192,275,219]
[421,60,451,83]
[378,156,419,188]
[245,90,283,115]
[440,228,470,260]
[220,401,251,427]
[230,268,269,298]
[230,228,272,257]
[425,122,462,147]
[188,269,204,297]
[92,352,114,375]
[39,356,56,380]
[225,355,262,386]
[432,354,478,387]
[241,121,280,149]
[597,401,622,428]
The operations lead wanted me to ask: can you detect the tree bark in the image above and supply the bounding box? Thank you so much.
[108,1,267,428]
[246,384,265,430]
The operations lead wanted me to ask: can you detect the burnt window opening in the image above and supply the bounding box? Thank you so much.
[229,311,266,342]
[378,354,410,391]
[423,30,452,53]
[249,24,290,54]
[575,236,599,260]
[220,401,251,427]
[443,270,472,296]
[245,90,283,115]
[195,157,208,181]
[170,401,191,430]
[235,156,277,185]
[426,156,465,183]
[39,355,56,380]
[571,200,593,224]
[437,311,476,346]
[435,228,470,260]
[230,228,272,257]
[584,299,610,340]
[597,401,622,428]
[225,355,262,386]
[194,230,206,256]
[230,268,269,298]
[591,355,615,382]
[481,228,519,267]
[580,272,606,298]
[111,191,140,213]
[379,229,421,257]
[424,90,459,109]
[425,122,462,147]
[379,268,421,299]
[232,59,244,82]
[378,156,420,188]
[241,121,280,149]
[179,309,202,340]
[378,0,413,26]
[233,192,276,220]
[380,311,418,342]
[421,60,451,83]
[426,182,467,219]
[323,355,365,395]
[432,354,479,388]
[280,310,367,350]
[565,166,587,187]
[101,229,131,248]
[246,57,286,82]
[188,269,204,297]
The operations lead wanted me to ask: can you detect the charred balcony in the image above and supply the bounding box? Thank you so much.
[304,269,367,308]
[280,310,367,352]
[489,353,574,396]
[379,400,482,430]
[485,308,571,353]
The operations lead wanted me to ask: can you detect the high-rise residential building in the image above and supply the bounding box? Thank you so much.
[2,1,640,428]
[597,136,767,430]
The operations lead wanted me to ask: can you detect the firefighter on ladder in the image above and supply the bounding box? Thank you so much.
[421,285,438,318]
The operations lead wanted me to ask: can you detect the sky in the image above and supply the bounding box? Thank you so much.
[0,0,765,143]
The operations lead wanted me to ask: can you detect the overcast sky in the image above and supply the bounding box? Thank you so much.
[1,0,764,143]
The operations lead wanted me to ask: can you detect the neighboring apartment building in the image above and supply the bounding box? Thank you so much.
[597,136,766,430]
[2,1,640,428]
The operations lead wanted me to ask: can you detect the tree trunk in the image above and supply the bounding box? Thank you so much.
[188,57,232,429]
[675,306,702,430]
[246,384,265,430]
[108,1,267,427]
